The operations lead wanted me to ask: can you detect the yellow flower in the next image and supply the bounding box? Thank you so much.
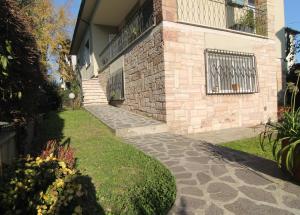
[59,161,66,169]
[56,179,64,188]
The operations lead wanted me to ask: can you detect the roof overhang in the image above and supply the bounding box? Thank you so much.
[70,0,97,55]
[70,0,140,55]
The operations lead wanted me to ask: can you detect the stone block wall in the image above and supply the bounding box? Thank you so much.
[122,24,166,121]
[163,21,280,134]
[98,24,166,121]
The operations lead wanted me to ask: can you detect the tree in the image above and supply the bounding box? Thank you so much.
[16,0,73,72]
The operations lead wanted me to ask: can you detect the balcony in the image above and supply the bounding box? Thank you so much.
[99,0,155,70]
[177,0,267,36]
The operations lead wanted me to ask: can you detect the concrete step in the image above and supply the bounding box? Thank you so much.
[83,93,106,97]
[85,105,169,138]
[83,96,107,100]
[83,101,108,106]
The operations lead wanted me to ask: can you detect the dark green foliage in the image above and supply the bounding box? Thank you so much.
[260,71,300,176]
[0,0,50,121]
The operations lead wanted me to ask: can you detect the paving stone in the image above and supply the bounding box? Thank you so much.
[175,172,193,179]
[196,172,212,185]
[186,156,210,164]
[184,162,209,171]
[168,149,183,155]
[235,169,272,186]
[205,203,224,215]
[211,165,228,177]
[207,182,238,202]
[177,196,206,209]
[283,183,300,197]
[283,195,300,210]
[186,151,200,156]
[181,186,204,197]
[177,179,198,186]
[219,176,236,183]
[239,186,277,204]
[266,185,277,191]
[224,198,294,215]
[164,160,180,167]
[168,207,196,215]
[170,166,186,173]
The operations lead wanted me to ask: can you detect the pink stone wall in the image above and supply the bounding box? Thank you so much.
[163,22,280,134]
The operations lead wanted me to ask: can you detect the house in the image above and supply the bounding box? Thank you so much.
[70,0,286,134]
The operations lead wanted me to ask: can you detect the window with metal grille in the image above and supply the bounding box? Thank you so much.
[205,49,258,94]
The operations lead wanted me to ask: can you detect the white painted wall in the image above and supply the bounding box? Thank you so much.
[91,24,117,75]
[77,26,94,80]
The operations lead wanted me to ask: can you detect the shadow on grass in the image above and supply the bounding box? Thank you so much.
[54,174,105,215]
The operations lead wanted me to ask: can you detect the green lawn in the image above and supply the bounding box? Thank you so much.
[41,109,176,215]
[222,137,274,161]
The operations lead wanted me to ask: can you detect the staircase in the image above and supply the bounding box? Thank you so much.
[82,78,108,106]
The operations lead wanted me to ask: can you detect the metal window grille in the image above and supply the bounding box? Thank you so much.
[177,0,267,36]
[99,0,155,70]
[108,69,125,100]
[205,49,258,94]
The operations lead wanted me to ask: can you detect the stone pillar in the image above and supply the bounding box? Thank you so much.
[153,0,178,24]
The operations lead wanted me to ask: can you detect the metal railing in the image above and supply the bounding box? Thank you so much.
[99,0,155,70]
[205,49,258,94]
[177,0,267,36]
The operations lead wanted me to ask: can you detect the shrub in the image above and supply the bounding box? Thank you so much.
[41,140,76,168]
[0,156,101,215]
[260,71,300,177]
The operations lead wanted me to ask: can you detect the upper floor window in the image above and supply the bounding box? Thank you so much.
[205,49,258,94]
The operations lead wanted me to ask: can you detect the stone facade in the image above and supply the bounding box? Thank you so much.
[97,0,283,134]
[163,22,279,134]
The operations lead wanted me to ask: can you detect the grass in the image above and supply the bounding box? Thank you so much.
[41,109,176,215]
[222,137,274,161]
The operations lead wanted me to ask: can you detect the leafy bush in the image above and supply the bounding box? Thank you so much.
[0,156,101,215]
[41,140,76,168]
[260,71,300,176]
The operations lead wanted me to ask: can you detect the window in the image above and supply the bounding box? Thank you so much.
[248,0,255,7]
[205,49,258,94]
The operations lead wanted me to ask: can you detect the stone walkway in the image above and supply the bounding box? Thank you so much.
[124,133,300,215]
[85,106,300,215]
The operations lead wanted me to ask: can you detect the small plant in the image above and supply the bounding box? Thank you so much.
[41,140,76,168]
[260,70,300,180]
[239,9,255,30]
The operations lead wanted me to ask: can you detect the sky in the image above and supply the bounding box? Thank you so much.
[285,0,300,30]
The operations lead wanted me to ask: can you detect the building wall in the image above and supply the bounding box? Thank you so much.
[98,24,167,121]
[162,20,280,134]
[77,27,94,80]
[91,24,118,76]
